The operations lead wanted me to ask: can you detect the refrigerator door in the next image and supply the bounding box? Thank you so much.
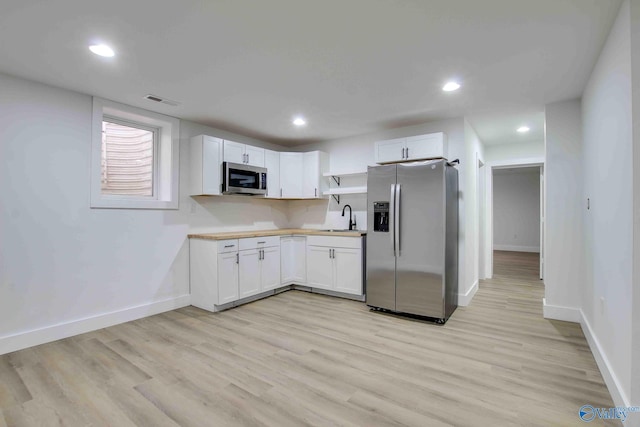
[366,164,397,310]
[395,160,445,318]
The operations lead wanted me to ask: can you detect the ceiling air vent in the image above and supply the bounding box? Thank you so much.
[144,94,181,107]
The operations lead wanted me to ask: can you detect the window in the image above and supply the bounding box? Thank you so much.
[91,98,179,209]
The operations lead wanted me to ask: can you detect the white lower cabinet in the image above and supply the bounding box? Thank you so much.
[239,249,261,298]
[306,236,363,295]
[306,245,333,290]
[238,240,281,298]
[281,236,306,285]
[333,248,362,294]
[261,246,282,291]
[217,251,239,304]
[190,234,363,312]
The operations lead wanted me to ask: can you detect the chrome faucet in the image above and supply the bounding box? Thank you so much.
[342,204,354,230]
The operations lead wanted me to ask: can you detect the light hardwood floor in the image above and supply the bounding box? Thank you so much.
[0,251,618,426]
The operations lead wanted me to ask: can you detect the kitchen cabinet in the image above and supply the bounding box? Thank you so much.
[306,245,334,290]
[224,140,265,167]
[261,246,281,291]
[190,239,239,311]
[238,237,281,298]
[375,132,447,164]
[279,152,303,198]
[264,149,280,198]
[306,235,364,295]
[239,249,261,298]
[302,151,329,199]
[190,135,223,195]
[333,248,363,294]
[281,236,306,285]
[191,232,364,312]
[218,251,240,304]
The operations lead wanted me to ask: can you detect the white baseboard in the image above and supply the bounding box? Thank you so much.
[0,294,191,356]
[542,298,581,322]
[580,310,630,408]
[494,244,540,253]
[458,280,478,306]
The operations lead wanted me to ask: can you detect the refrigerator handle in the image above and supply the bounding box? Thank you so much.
[390,184,396,256]
[395,184,401,256]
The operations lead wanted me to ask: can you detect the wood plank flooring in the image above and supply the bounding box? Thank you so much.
[0,251,618,426]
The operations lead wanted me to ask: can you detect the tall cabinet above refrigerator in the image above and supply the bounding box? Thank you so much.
[366,159,458,323]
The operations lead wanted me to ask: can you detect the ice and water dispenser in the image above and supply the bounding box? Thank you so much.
[373,202,389,232]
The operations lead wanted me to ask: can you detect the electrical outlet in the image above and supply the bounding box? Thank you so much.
[600,297,605,315]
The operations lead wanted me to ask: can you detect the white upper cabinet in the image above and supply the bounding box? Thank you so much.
[375,138,405,164]
[375,132,447,164]
[190,135,223,196]
[280,152,304,198]
[405,133,447,161]
[245,145,265,167]
[264,149,280,198]
[302,151,329,199]
[223,140,245,164]
[223,140,265,167]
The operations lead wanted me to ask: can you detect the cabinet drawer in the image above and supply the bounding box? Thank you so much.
[306,235,362,249]
[217,239,239,253]
[239,235,281,251]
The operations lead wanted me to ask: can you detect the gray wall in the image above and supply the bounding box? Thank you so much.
[493,168,540,252]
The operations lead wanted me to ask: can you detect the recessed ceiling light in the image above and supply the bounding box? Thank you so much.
[89,44,115,57]
[442,81,461,92]
[517,126,530,133]
[293,117,306,126]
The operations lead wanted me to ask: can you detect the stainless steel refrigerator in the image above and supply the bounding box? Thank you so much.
[366,159,458,323]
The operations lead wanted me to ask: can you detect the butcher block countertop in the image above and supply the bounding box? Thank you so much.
[188,228,366,240]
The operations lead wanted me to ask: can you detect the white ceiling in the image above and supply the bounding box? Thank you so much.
[0,0,621,146]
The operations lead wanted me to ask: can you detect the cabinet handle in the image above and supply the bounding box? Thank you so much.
[406,147,409,158]
[280,188,283,198]
[236,253,239,264]
[315,188,317,197]
[261,249,264,260]
[224,244,235,248]
[257,241,266,244]
[247,153,250,164]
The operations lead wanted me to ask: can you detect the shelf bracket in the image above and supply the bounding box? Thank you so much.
[331,194,340,204]
[331,176,341,186]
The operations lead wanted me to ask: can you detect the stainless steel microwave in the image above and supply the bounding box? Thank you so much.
[222,162,267,195]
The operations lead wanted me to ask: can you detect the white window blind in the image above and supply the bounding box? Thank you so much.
[101,120,155,196]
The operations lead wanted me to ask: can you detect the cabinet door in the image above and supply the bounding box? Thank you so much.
[280,237,294,284]
[292,236,307,283]
[405,133,445,161]
[306,245,333,290]
[302,151,320,198]
[334,248,362,295]
[223,140,246,164]
[281,236,307,284]
[375,138,405,164]
[280,152,303,198]
[202,136,222,195]
[217,251,239,304]
[245,145,265,167]
[264,150,281,198]
[261,246,281,291]
[239,249,261,298]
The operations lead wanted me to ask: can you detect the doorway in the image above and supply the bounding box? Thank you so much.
[482,161,544,280]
